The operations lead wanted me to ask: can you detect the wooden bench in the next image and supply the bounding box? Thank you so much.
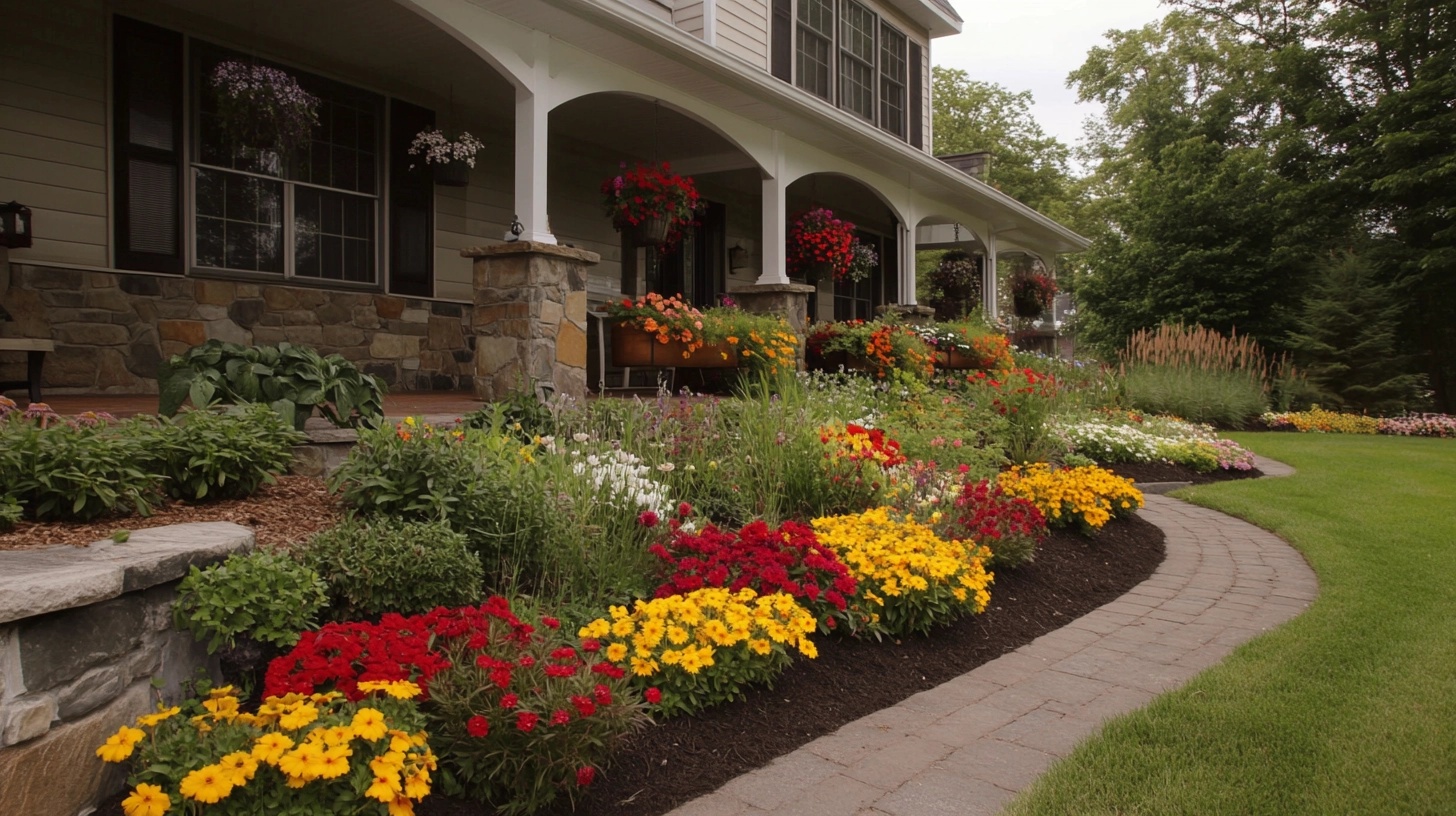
[0,338,55,404]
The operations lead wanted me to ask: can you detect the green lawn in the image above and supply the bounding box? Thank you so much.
[1004,434,1456,815]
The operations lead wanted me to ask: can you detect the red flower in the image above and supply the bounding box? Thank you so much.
[638,510,660,528]
[644,687,662,705]
[516,711,539,732]
[580,638,601,653]
[541,616,561,629]
[500,693,519,710]
[576,766,596,787]
[570,695,597,717]
[550,709,572,727]
[593,684,613,705]
[466,715,490,738]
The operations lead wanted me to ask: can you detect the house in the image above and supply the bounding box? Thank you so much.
[0,0,1088,402]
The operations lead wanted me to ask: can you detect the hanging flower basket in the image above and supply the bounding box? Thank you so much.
[209,60,320,156]
[410,129,485,187]
[1009,270,1057,318]
[432,158,472,187]
[787,208,856,282]
[602,162,702,244]
[629,215,672,247]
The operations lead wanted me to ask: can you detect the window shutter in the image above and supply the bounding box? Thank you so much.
[388,100,435,297]
[771,0,792,81]
[113,16,183,273]
[909,41,924,150]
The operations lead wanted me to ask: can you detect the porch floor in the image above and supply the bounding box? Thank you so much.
[25,391,487,422]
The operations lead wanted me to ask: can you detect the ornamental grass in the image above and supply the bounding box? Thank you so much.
[811,507,994,637]
[997,463,1144,533]
[99,683,432,816]
[579,587,819,718]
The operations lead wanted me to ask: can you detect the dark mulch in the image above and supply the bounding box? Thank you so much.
[92,515,1165,816]
[1105,461,1263,486]
[428,515,1165,816]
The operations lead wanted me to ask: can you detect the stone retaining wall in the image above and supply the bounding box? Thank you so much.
[0,523,254,816]
[0,266,474,395]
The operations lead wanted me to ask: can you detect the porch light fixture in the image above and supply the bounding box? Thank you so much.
[729,243,749,270]
[0,202,32,249]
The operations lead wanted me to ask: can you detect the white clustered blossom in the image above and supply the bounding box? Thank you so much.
[1052,415,1256,471]
[408,129,486,168]
[571,447,672,517]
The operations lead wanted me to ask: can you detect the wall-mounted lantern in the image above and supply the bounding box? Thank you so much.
[0,202,32,249]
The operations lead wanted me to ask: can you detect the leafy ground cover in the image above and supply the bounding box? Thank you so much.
[1005,433,1456,815]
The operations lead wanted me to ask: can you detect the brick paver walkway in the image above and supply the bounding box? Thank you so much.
[669,456,1315,816]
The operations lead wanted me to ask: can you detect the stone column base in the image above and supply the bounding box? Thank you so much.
[465,242,599,403]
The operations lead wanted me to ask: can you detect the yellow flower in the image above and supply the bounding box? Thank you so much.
[352,707,389,742]
[277,743,325,780]
[121,783,170,816]
[179,765,234,804]
[357,680,423,700]
[388,794,417,816]
[404,769,431,799]
[96,726,145,763]
[367,773,404,803]
[630,656,659,676]
[252,732,295,764]
[218,751,259,785]
[279,703,320,731]
[605,642,629,662]
[316,746,353,780]
[136,705,181,728]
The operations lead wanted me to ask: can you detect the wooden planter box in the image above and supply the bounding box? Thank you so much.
[936,348,982,370]
[610,324,736,368]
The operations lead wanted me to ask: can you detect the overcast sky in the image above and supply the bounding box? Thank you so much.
[933,1,1169,151]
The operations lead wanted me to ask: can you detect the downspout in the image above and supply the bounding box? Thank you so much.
[703,0,718,46]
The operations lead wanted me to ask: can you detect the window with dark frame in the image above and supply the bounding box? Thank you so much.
[784,1,915,141]
[112,16,434,293]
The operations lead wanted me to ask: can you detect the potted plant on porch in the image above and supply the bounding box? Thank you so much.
[601,162,702,246]
[209,60,320,156]
[408,128,487,186]
[787,208,856,283]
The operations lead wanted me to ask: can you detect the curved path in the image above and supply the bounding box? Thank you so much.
[669,456,1316,816]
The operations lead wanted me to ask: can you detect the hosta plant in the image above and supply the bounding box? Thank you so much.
[98,682,432,816]
[159,341,385,430]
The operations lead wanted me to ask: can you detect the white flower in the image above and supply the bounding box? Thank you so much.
[573,433,591,443]
[656,462,676,473]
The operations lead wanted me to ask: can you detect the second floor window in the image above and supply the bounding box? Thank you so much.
[789,0,911,140]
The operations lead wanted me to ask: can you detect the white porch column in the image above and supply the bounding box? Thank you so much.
[900,220,917,304]
[757,137,789,284]
[512,34,555,245]
[984,230,999,322]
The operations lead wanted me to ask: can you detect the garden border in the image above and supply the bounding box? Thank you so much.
[667,455,1314,816]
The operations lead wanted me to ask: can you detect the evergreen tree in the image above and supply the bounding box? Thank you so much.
[1287,252,1425,414]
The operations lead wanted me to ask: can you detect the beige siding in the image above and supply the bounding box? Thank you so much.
[918,37,932,153]
[0,0,109,269]
[674,1,706,39]
[718,0,769,70]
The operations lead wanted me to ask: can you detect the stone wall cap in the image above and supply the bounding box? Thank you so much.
[727,283,817,295]
[460,241,601,264]
[0,522,254,624]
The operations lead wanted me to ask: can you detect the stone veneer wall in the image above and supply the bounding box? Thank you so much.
[0,522,254,816]
[0,266,474,395]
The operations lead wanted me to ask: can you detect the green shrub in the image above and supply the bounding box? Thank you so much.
[297,517,484,621]
[157,404,304,502]
[328,418,554,585]
[173,550,329,653]
[159,340,385,430]
[1122,365,1268,428]
[2,415,165,521]
[0,496,21,531]
[459,387,556,443]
